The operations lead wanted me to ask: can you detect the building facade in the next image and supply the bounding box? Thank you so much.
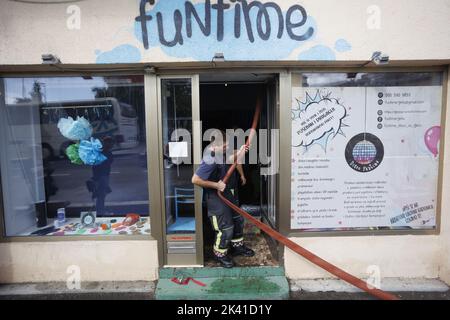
[0,0,449,287]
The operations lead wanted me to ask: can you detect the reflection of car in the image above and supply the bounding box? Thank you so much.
[39,98,139,159]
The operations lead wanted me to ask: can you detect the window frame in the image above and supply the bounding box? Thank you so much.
[278,66,448,237]
[0,65,447,242]
[0,71,157,242]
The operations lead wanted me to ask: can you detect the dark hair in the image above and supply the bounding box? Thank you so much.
[210,129,227,146]
[101,136,115,152]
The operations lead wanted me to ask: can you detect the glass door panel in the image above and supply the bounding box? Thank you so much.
[161,78,195,235]
[159,75,202,266]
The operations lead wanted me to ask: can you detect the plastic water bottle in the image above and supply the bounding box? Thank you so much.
[57,208,66,225]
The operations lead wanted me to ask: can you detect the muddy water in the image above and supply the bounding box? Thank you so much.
[204,233,278,267]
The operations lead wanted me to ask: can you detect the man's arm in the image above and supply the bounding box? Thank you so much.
[228,145,250,164]
[236,164,246,185]
[192,174,226,192]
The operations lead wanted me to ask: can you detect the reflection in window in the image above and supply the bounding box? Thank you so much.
[301,72,443,87]
[161,79,196,234]
[0,76,150,236]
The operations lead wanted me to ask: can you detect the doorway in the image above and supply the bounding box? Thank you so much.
[157,72,280,267]
[199,73,279,267]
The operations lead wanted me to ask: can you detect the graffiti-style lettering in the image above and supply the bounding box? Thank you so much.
[135,0,155,49]
[240,1,284,42]
[136,0,314,48]
[157,10,184,47]
[286,5,313,41]
[234,1,241,38]
[186,0,211,38]
[211,0,230,41]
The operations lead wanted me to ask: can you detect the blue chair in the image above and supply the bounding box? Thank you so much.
[174,187,195,219]
[168,187,195,232]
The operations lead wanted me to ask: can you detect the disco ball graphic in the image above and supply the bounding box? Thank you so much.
[352,140,377,165]
[345,133,384,173]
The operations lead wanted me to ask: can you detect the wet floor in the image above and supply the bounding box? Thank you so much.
[204,233,278,267]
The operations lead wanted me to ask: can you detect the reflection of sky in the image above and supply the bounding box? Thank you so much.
[303,73,349,87]
[4,77,107,104]
[303,73,370,87]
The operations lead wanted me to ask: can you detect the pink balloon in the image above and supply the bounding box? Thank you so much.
[424,126,441,157]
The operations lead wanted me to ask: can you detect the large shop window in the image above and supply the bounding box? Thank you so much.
[291,72,443,232]
[0,76,150,237]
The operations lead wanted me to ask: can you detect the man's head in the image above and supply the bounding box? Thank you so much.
[209,129,228,154]
[101,136,115,152]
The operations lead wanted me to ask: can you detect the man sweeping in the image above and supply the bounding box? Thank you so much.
[192,130,255,268]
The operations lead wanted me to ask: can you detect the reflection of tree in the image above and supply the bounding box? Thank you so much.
[166,82,192,134]
[15,80,44,104]
[173,83,191,118]
[92,86,127,101]
[12,80,58,201]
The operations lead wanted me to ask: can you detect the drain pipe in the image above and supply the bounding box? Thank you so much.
[217,95,399,300]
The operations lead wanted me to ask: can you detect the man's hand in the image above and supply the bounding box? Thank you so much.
[230,144,250,164]
[216,180,226,192]
[239,144,250,154]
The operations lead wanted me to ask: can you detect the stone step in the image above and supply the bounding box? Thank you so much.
[156,266,289,300]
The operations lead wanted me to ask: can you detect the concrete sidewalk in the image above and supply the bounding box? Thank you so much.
[0,278,448,300]
[289,279,450,300]
[0,281,155,300]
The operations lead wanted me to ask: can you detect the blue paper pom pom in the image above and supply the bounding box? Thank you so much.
[78,138,107,165]
[57,116,93,141]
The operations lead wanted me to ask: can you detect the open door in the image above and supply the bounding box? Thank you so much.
[198,72,280,267]
[157,72,280,267]
[260,76,279,227]
[260,76,280,260]
[157,75,203,266]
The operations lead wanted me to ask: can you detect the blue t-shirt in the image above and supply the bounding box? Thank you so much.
[195,154,229,193]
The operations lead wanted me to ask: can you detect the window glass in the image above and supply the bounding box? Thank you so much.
[160,79,195,235]
[291,72,443,232]
[0,76,150,236]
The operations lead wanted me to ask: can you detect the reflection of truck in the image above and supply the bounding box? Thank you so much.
[39,98,139,159]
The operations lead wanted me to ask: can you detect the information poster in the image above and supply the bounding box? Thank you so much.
[291,85,442,230]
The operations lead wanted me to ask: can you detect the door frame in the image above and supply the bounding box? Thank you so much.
[148,70,287,267]
[147,74,202,266]
[260,75,279,229]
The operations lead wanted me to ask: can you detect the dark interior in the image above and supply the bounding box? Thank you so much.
[200,82,265,205]
[199,76,278,266]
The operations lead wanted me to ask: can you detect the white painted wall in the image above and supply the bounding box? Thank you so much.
[285,235,441,279]
[0,0,449,284]
[0,240,159,283]
[0,0,449,64]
